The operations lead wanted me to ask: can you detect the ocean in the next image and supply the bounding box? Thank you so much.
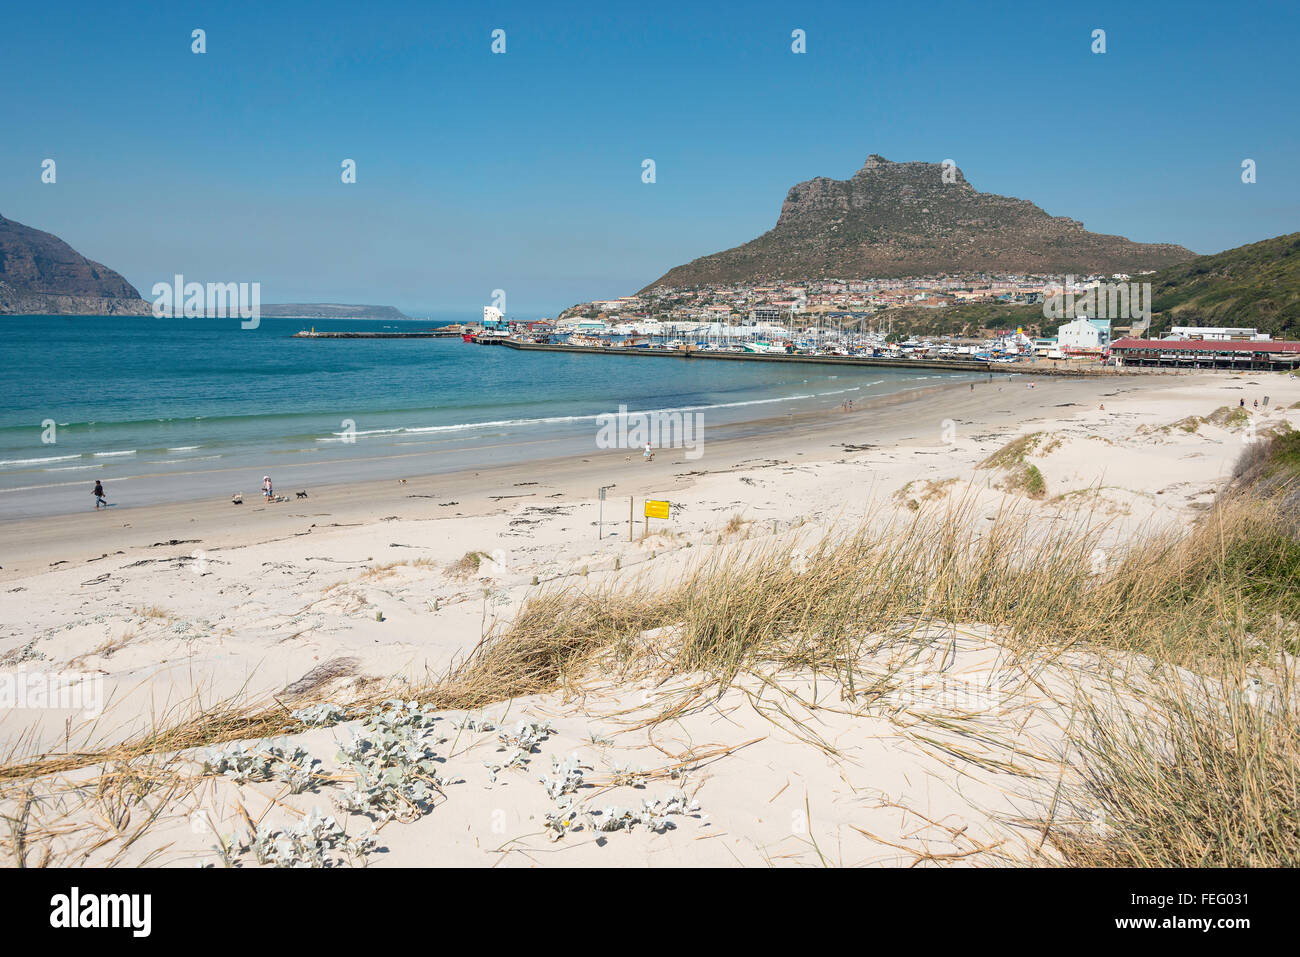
[0,316,974,518]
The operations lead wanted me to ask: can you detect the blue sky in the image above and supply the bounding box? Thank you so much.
[2,0,1297,317]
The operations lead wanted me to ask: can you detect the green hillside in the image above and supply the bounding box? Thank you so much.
[1144,232,1300,338]
[875,233,1300,340]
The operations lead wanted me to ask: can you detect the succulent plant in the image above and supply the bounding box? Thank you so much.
[497,718,555,754]
[245,808,376,868]
[585,790,699,835]
[333,700,456,821]
[292,703,346,727]
[451,715,497,732]
[202,740,322,792]
[539,755,585,801]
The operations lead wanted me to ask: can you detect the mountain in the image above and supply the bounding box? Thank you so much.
[0,214,411,320]
[642,156,1196,290]
[0,213,150,315]
[258,303,411,320]
[1142,232,1300,339]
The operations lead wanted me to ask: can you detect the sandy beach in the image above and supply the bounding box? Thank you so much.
[2,367,1297,867]
[0,370,1179,580]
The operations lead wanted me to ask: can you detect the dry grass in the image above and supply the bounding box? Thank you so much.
[447,550,490,579]
[1,755,196,867]
[359,557,436,581]
[895,477,958,510]
[1050,666,1300,866]
[1207,405,1251,429]
[978,434,1048,499]
[723,513,747,537]
[3,435,1298,867]
[977,432,1042,470]
[68,630,137,667]
[452,487,1299,696]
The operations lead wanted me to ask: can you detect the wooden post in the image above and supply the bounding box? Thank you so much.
[629,497,633,541]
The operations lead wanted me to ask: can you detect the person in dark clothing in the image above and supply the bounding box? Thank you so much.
[93,480,108,509]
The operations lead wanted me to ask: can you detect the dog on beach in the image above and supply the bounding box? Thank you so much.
[231,493,243,505]
[397,478,407,485]
[296,490,309,499]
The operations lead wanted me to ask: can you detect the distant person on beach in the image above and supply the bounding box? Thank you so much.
[1240,398,1245,407]
[92,480,107,509]
[263,475,274,501]
[643,443,654,462]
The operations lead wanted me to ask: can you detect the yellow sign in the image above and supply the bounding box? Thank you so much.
[644,499,670,520]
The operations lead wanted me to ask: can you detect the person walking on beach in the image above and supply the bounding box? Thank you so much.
[262,475,274,501]
[643,442,654,463]
[92,479,107,509]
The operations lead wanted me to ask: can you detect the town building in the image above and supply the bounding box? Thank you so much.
[1166,326,1269,341]
[1111,337,1300,370]
[1057,317,1111,352]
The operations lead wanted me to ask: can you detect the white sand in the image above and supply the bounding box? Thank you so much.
[1,369,1296,866]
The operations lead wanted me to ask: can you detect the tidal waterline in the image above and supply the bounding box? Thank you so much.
[0,316,977,518]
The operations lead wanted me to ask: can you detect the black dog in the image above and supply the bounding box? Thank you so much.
[296,490,309,499]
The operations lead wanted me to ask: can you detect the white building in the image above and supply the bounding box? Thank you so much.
[1167,326,1269,341]
[1057,317,1111,352]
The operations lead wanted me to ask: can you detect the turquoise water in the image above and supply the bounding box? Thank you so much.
[0,316,971,518]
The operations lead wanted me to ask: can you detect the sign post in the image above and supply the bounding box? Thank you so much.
[643,499,670,538]
[597,486,606,540]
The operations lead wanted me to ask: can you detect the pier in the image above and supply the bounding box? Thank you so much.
[502,339,1119,376]
[290,328,1126,375]
[292,330,461,339]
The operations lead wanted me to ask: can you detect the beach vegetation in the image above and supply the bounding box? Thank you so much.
[1139,414,1203,436]
[895,477,958,511]
[979,433,1048,498]
[5,431,1300,868]
[448,550,490,579]
[977,432,1042,470]
[1206,405,1250,429]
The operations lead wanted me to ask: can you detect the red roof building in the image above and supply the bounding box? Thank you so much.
[1110,337,1300,370]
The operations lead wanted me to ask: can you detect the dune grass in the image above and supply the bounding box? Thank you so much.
[4,434,1298,866]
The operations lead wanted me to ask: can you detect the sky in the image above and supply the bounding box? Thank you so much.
[2,0,1297,317]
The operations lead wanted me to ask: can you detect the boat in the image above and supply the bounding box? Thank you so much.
[742,339,788,355]
[467,304,509,343]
